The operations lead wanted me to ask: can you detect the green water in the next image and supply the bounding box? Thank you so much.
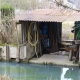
[0,62,79,80]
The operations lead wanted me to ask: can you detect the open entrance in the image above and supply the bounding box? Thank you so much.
[39,22,62,54]
[39,22,50,54]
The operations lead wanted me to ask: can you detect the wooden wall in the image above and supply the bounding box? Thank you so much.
[21,21,28,43]
[20,21,62,53]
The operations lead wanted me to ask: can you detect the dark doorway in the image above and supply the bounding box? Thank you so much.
[39,22,50,54]
[39,22,62,54]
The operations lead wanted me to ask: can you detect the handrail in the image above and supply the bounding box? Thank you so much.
[19,41,27,47]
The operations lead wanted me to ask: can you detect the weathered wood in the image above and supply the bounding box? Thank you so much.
[62,40,74,43]
[6,45,10,61]
[65,44,77,62]
[16,47,20,62]
[75,40,80,44]
[21,21,27,43]
[65,45,77,51]
[69,50,72,61]
[21,21,62,54]
[49,22,60,52]
[19,41,27,47]
[74,45,79,63]
[21,23,24,43]
[57,22,62,44]
[16,23,20,62]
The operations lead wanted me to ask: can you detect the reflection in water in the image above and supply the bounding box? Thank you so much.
[0,62,79,80]
[61,67,80,80]
[64,67,80,80]
[61,68,72,80]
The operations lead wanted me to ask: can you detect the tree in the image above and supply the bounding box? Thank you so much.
[3,0,39,10]
[0,1,15,43]
[50,0,80,11]
[67,0,80,9]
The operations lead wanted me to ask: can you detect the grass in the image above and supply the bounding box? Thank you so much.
[0,74,55,80]
[0,75,12,80]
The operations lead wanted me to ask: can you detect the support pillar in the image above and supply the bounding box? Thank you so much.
[16,47,20,63]
[6,45,10,61]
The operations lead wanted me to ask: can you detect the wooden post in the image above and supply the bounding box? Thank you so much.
[6,44,10,61]
[16,23,20,63]
[69,50,72,61]
[16,46,20,63]
[21,23,24,43]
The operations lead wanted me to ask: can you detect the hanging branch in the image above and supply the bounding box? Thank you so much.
[51,0,80,12]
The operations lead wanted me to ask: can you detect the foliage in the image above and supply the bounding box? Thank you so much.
[75,21,80,39]
[1,1,14,19]
[0,1,17,44]
[3,0,39,10]
[76,30,80,39]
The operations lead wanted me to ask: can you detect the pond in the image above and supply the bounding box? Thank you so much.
[0,62,79,80]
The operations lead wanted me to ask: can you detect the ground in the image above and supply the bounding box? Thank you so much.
[29,51,78,67]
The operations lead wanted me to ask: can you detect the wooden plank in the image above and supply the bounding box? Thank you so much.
[69,50,72,61]
[49,22,59,52]
[57,22,62,44]
[74,45,79,63]
[24,22,27,42]
[21,21,27,43]
[62,40,74,42]
[75,40,80,44]
[21,23,24,43]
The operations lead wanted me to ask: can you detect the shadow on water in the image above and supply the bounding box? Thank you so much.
[0,62,79,80]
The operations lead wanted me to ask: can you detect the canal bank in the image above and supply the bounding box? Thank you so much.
[0,44,78,67]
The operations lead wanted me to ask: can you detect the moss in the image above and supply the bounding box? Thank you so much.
[0,43,18,47]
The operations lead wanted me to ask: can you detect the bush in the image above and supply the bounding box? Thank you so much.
[1,2,14,19]
[0,1,15,44]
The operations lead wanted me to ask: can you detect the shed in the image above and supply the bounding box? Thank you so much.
[15,9,80,59]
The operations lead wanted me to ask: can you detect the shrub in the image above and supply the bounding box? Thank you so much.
[1,2,14,19]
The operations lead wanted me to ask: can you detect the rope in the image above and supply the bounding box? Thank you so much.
[28,22,38,57]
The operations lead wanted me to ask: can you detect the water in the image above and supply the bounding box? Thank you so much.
[0,62,79,80]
